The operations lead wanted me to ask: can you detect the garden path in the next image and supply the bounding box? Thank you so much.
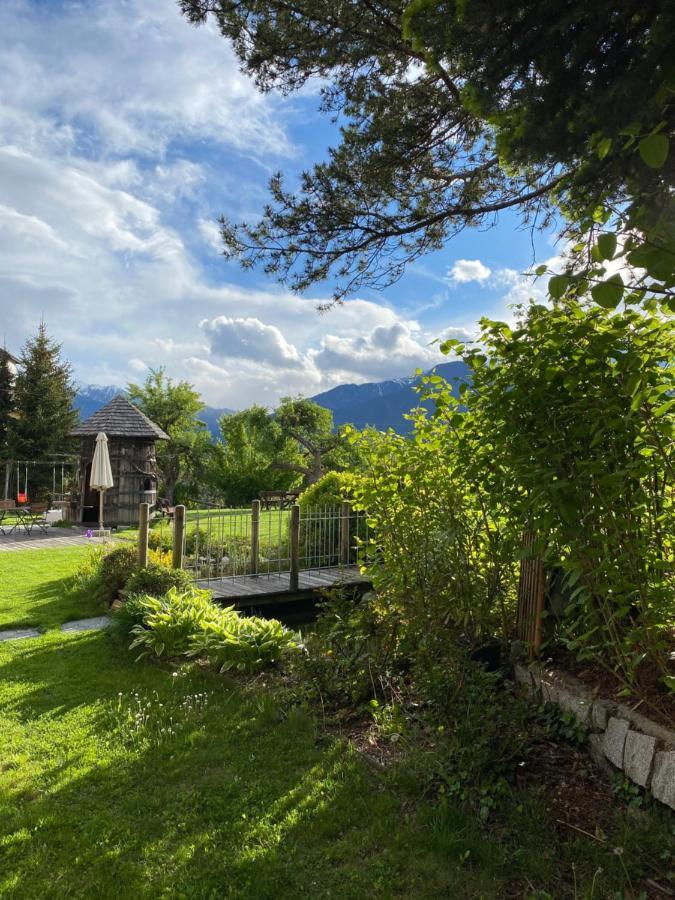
[0,616,111,642]
[0,529,113,552]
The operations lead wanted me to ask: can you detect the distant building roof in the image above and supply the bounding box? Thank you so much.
[0,348,19,366]
[70,395,169,440]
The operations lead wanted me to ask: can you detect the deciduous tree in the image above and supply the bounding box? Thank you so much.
[127,368,211,504]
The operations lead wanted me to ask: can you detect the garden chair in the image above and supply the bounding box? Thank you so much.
[0,499,19,535]
[22,502,49,535]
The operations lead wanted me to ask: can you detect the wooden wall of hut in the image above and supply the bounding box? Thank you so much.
[76,437,159,527]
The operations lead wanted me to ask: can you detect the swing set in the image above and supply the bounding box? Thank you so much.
[1,456,79,505]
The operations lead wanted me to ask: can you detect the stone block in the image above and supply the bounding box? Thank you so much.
[603,717,630,769]
[514,663,533,689]
[539,672,560,704]
[509,640,527,664]
[623,731,656,788]
[651,751,675,810]
[591,700,614,733]
[557,687,592,726]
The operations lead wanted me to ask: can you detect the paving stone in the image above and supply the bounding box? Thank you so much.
[651,751,675,810]
[0,627,41,642]
[603,717,630,769]
[623,731,656,788]
[60,616,111,633]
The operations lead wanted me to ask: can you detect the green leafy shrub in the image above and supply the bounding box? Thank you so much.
[291,588,399,708]
[95,545,139,603]
[125,564,193,598]
[129,587,219,659]
[538,702,588,748]
[347,411,518,648]
[403,656,531,820]
[189,613,301,673]
[71,544,139,604]
[298,471,352,510]
[452,300,675,686]
[296,472,366,567]
[110,593,153,638]
[148,528,172,552]
[69,545,107,596]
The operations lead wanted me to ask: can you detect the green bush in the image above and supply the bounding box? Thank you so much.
[297,471,352,510]
[110,593,153,638]
[148,529,172,552]
[95,545,139,603]
[125,564,193,598]
[72,544,140,604]
[292,588,394,708]
[296,472,365,567]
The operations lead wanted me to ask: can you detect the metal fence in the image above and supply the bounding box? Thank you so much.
[172,501,369,584]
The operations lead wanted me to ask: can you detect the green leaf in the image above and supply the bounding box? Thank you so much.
[548,275,569,299]
[597,137,612,160]
[591,274,624,309]
[638,133,669,169]
[534,264,547,276]
[596,233,617,261]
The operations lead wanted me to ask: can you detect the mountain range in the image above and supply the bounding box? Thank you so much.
[73,360,471,437]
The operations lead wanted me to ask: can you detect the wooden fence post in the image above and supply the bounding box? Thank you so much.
[289,503,300,591]
[515,532,546,660]
[138,502,149,569]
[340,500,351,566]
[251,499,260,576]
[172,504,186,570]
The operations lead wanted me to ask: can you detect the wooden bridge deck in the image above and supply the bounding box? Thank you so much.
[196,565,368,605]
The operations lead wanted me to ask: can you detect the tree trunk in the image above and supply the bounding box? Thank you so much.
[306,450,324,485]
[3,462,9,500]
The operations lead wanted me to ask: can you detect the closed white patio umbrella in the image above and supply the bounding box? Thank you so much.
[90,432,114,532]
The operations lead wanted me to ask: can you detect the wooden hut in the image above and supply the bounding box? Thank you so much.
[70,395,169,527]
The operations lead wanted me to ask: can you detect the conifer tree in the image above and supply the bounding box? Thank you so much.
[11,323,77,501]
[0,352,15,499]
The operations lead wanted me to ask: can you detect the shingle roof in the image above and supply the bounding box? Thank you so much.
[70,395,169,439]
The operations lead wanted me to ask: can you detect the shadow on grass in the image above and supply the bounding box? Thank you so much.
[0,633,483,899]
[0,579,103,631]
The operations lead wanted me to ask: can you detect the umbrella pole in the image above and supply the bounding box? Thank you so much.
[99,490,104,531]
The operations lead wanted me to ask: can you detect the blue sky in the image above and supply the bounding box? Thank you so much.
[0,0,560,408]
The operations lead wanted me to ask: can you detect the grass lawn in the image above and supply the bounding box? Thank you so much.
[118,507,291,552]
[0,549,671,898]
[0,547,100,630]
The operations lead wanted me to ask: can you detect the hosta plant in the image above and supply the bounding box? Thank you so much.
[189,612,301,674]
[129,587,220,660]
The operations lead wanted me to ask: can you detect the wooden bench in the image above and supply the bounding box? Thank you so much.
[259,490,301,510]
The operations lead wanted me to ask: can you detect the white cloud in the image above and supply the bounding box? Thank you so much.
[0,0,294,160]
[311,321,443,381]
[448,259,492,283]
[202,316,304,368]
[198,219,223,254]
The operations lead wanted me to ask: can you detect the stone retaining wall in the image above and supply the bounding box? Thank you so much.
[514,662,675,811]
